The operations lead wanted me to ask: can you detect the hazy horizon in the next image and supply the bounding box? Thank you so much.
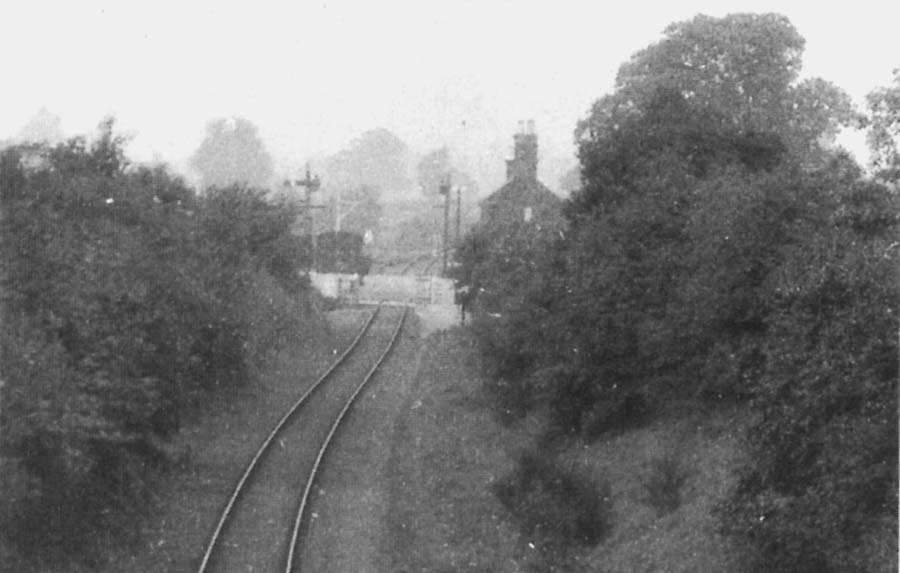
[3,1,897,197]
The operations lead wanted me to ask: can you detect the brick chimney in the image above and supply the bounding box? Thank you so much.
[506,120,538,181]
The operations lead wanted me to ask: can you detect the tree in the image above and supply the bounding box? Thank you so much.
[309,182,383,238]
[616,13,858,153]
[314,128,413,238]
[718,168,899,572]
[0,129,206,559]
[563,13,897,569]
[323,127,412,196]
[415,146,477,198]
[572,13,858,214]
[556,13,857,427]
[190,117,274,190]
[564,14,861,405]
[15,107,65,144]
[867,69,900,182]
[0,120,312,564]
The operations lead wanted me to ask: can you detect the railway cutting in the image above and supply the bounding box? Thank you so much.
[196,305,407,573]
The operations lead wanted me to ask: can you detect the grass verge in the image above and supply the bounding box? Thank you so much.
[384,325,754,572]
[384,328,531,572]
[573,401,753,572]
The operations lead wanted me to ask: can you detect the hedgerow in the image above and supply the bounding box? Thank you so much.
[0,120,315,564]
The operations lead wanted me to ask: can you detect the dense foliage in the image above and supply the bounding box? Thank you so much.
[492,447,611,546]
[312,230,372,275]
[457,14,898,570]
[718,171,899,571]
[0,121,313,562]
[867,70,900,182]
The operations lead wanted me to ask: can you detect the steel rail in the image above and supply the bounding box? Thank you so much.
[399,253,431,276]
[284,305,408,572]
[196,306,381,573]
[398,256,419,275]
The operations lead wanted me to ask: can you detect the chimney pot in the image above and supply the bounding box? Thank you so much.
[506,122,538,181]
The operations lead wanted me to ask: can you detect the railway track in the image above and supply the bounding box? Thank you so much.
[398,253,441,276]
[398,252,429,275]
[196,305,408,573]
[422,257,438,275]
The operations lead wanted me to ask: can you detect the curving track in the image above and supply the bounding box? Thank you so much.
[196,305,407,573]
[398,252,429,275]
[422,256,438,276]
[399,253,440,276]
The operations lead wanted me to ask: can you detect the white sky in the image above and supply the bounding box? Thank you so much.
[2,0,898,192]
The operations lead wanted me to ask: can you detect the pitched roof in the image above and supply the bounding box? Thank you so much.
[481,176,561,209]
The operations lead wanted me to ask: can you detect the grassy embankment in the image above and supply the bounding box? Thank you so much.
[387,326,752,572]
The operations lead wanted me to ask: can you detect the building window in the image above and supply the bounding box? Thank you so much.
[524,206,533,222]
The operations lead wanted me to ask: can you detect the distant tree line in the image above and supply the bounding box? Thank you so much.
[455,14,898,571]
[0,120,314,564]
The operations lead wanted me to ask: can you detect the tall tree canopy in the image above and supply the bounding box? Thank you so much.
[867,69,900,182]
[323,127,412,197]
[456,13,897,571]
[190,116,274,190]
[572,13,858,214]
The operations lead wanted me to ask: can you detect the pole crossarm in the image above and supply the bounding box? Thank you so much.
[440,175,451,275]
[283,164,323,271]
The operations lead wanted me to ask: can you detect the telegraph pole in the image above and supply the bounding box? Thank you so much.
[334,186,341,233]
[284,164,322,271]
[333,188,364,234]
[439,175,451,274]
[456,185,462,244]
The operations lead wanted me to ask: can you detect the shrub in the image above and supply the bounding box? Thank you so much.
[579,390,651,442]
[642,454,690,515]
[718,182,899,572]
[492,448,612,546]
[0,123,316,565]
[471,312,546,424]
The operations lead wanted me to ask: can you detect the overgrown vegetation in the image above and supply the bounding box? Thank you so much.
[456,14,898,570]
[0,120,315,565]
[492,447,612,547]
[642,454,690,516]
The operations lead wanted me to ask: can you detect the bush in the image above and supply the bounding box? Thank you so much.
[642,454,690,515]
[718,182,899,572]
[458,19,898,571]
[0,123,316,565]
[579,390,651,442]
[471,311,548,424]
[492,448,612,547]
